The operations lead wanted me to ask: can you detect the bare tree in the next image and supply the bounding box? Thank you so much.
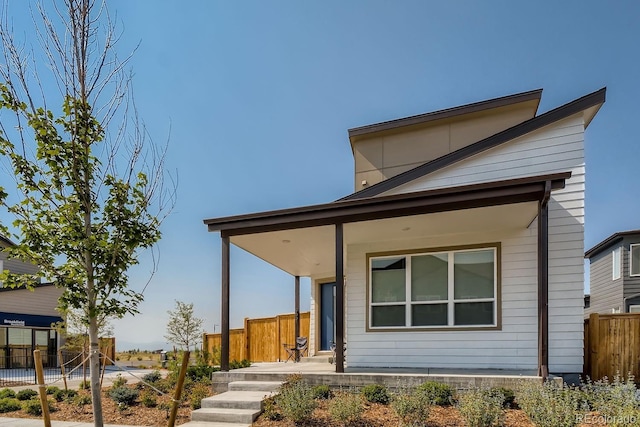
[165,300,205,352]
[0,1,175,425]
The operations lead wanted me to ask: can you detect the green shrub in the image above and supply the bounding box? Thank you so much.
[276,379,317,423]
[228,359,251,369]
[108,386,139,406]
[0,389,16,399]
[187,365,218,381]
[262,395,282,421]
[312,384,332,400]
[490,386,516,409]
[16,389,38,401]
[73,394,91,407]
[328,391,364,425]
[0,398,21,413]
[457,387,505,427]
[140,389,157,408]
[52,389,77,402]
[189,381,212,410]
[45,386,60,395]
[361,384,390,405]
[517,380,582,427]
[391,386,431,427]
[78,380,90,390]
[416,381,453,406]
[582,374,640,427]
[112,374,128,388]
[22,398,56,416]
[142,370,162,383]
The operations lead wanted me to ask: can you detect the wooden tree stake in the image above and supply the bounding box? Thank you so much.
[168,350,190,427]
[34,350,52,427]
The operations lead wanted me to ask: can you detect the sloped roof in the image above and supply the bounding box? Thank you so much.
[0,234,16,247]
[585,229,640,258]
[340,87,606,201]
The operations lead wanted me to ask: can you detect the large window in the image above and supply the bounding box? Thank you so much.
[612,247,621,280]
[368,245,498,329]
[631,244,640,277]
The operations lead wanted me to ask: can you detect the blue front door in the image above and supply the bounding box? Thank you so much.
[320,282,335,351]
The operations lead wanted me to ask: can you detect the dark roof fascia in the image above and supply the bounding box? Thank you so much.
[340,87,606,201]
[348,88,543,142]
[204,172,570,237]
[585,229,640,258]
[0,282,54,293]
[0,234,16,247]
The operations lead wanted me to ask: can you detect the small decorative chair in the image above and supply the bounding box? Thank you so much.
[330,340,346,365]
[283,336,308,362]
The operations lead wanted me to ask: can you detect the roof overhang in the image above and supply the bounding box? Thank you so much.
[585,229,640,258]
[205,172,569,237]
[205,172,569,277]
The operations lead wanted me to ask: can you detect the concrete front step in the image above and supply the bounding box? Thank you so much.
[201,390,271,410]
[191,407,261,424]
[179,422,251,427]
[300,355,331,363]
[228,380,282,392]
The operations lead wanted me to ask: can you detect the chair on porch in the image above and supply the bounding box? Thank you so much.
[283,336,308,362]
[330,340,346,365]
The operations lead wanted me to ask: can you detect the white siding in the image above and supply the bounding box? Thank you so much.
[347,113,586,373]
[0,250,39,275]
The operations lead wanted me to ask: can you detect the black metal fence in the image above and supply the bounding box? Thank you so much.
[0,349,85,386]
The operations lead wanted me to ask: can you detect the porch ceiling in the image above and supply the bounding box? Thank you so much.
[230,201,538,277]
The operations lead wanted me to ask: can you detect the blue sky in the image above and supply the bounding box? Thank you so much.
[2,1,639,349]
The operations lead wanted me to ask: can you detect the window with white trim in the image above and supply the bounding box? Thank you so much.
[612,247,621,280]
[630,244,640,277]
[369,246,497,329]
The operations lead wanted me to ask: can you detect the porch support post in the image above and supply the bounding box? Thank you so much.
[294,275,301,362]
[537,181,551,379]
[221,233,230,372]
[335,223,345,373]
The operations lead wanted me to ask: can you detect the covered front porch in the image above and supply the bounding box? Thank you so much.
[204,172,569,378]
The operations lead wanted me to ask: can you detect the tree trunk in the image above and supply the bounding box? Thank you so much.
[88,314,104,427]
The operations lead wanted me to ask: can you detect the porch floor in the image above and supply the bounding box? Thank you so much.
[212,362,543,393]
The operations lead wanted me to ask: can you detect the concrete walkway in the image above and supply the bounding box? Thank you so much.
[0,417,141,427]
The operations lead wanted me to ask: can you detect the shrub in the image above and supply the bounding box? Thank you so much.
[361,384,390,405]
[142,370,162,383]
[45,386,60,395]
[53,389,77,402]
[109,386,139,406]
[490,386,516,409]
[112,374,128,388]
[0,398,21,413]
[0,389,16,399]
[457,387,505,427]
[276,379,317,423]
[262,395,282,421]
[416,381,454,406]
[187,365,217,381]
[329,391,364,425]
[16,389,38,401]
[22,398,56,416]
[517,380,581,427]
[391,386,431,427]
[189,381,212,410]
[73,394,92,407]
[78,380,90,390]
[312,384,332,400]
[140,389,157,408]
[582,374,640,427]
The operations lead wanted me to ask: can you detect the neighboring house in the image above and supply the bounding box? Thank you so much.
[585,230,640,314]
[204,87,606,378]
[0,234,63,368]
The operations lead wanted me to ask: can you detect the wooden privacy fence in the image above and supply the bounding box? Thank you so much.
[203,312,310,362]
[585,313,640,381]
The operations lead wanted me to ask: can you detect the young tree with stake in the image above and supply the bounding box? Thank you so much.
[165,300,205,352]
[0,1,174,426]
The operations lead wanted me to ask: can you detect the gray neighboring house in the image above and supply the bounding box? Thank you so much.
[585,230,640,315]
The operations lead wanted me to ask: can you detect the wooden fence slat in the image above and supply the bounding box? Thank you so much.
[584,313,640,381]
[204,312,310,363]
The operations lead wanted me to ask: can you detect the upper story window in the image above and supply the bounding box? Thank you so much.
[631,244,640,277]
[612,247,621,280]
[368,244,498,330]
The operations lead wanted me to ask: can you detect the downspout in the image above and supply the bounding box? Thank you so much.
[538,181,551,380]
